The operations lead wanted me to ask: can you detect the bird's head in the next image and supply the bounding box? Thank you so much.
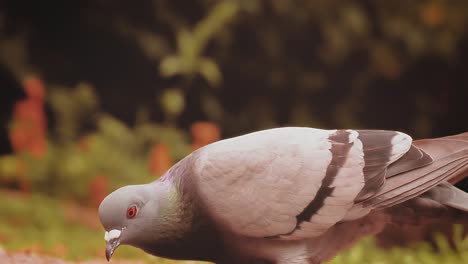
[98,183,165,261]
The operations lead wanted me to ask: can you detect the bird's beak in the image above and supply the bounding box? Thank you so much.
[105,238,120,261]
[104,229,122,261]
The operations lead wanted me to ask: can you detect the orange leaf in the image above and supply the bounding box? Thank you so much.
[190,121,221,150]
[51,243,68,258]
[19,243,45,255]
[421,3,445,27]
[148,144,172,177]
[23,76,45,102]
[88,176,109,209]
[10,98,47,158]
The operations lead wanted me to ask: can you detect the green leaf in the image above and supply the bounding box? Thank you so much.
[0,155,20,180]
[159,55,182,77]
[198,58,222,86]
[192,1,239,52]
[160,88,186,119]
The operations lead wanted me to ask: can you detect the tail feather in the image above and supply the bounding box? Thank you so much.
[414,132,468,184]
[440,132,468,141]
[365,150,468,208]
[375,132,468,249]
[424,182,468,212]
[358,132,468,209]
[375,160,466,209]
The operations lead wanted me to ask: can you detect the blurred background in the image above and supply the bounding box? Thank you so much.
[0,0,467,263]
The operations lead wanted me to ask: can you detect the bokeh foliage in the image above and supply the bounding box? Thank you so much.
[2,0,467,138]
[1,83,193,200]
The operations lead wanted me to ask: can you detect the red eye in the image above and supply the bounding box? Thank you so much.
[126,206,137,219]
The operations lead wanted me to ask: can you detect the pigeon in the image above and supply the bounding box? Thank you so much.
[98,127,468,264]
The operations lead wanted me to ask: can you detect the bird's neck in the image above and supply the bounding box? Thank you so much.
[140,171,225,261]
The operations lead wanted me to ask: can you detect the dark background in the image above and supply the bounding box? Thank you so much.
[1,0,467,153]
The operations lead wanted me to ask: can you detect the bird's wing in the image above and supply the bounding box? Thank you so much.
[190,127,412,239]
[357,132,468,209]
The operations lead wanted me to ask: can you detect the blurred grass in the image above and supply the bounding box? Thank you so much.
[0,190,467,263]
[0,191,174,262]
[330,231,468,264]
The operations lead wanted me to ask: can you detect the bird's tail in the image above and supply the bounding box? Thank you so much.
[376,132,468,249]
[413,132,468,184]
[361,132,468,209]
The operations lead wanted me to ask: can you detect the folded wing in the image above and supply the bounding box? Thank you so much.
[191,128,415,239]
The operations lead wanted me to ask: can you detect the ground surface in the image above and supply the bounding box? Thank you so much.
[0,250,144,264]
[0,251,196,264]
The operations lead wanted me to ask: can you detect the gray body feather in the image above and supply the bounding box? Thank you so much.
[98,128,468,264]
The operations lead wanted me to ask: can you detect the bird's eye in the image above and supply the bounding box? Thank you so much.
[126,206,137,219]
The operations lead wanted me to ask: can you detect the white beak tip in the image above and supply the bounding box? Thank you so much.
[104,229,122,242]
